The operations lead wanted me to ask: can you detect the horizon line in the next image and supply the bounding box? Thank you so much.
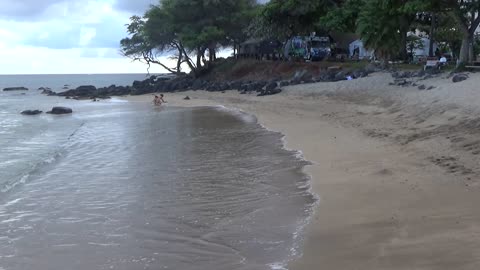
[0,72,170,76]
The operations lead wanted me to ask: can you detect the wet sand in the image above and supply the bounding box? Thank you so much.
[125,72,480,269]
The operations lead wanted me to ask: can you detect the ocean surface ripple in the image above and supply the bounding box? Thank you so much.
[0,78,314,270]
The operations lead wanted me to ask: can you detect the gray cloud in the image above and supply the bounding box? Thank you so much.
[114,0,157,14]
[23,19,127,49]
[0,0,64,18]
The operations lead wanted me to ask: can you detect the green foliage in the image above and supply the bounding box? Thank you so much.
[317,0,364,32]
[253,0,330,39]
[356,0,420,61]
[120,0,257,75]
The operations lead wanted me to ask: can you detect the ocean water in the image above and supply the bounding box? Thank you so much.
[0,74,315,270]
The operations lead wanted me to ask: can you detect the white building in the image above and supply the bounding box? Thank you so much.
[348,39,374,59]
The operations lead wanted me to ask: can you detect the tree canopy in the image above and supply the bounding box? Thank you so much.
[121,0,480,71]
[120,0,257,76]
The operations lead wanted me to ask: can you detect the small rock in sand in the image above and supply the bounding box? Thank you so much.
[184,96,191,100]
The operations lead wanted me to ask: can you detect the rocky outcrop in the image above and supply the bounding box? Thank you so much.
[57,85,97,97]
[46,107,73,114]
[21,110,42,115]
[41,89,56,95]
[3,87,28,91]
[44,65,379,101]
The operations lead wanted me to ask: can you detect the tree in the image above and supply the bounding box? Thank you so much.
[449,0,480,65]
[120,0,257,76]
[357,0,417,61]
[120,15,184,74]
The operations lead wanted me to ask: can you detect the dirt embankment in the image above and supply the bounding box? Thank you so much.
[201,58,371,82]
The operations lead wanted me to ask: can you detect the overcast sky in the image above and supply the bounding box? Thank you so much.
[0,0,169,74]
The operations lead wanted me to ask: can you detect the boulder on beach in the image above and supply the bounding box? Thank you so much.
[184,96,191,100]
[452,73,468,83]
[3,87,28,91]
[21,110,42,115]
[46,106,73,114]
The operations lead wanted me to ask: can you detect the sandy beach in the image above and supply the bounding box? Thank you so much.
[126,72,480,269]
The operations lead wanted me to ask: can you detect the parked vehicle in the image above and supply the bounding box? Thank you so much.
[284,36,308,61]
[307,36,331,61]
[284,36,331,61]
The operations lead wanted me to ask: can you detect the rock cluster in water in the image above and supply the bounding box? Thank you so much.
[3,87,29,91]
[21,110,43,115]
[46,107,73,114]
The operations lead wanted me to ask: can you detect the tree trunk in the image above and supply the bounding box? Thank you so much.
[458,35,470,66]
[468,35,475,62]
[399,30,407,61]
[176,51,183,73]
[429,13,435,57]
[196,47,202,69]
[208,48,215,62]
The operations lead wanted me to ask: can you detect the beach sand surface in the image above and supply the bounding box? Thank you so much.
[125,72,480,269]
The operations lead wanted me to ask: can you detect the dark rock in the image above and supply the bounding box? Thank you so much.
[46,106,73,114]
[334,71,347,81]
[364,63,379,73]
[191,79,206,90]
[3,87,28,91]
[38,87,51,91]
[452,73,469,83]
[230,81,243,90]
[413,70,426,77]
[75,85,97,96]
[57,85,98,97]
[316,72,335,82]
[279,81,290,87]
[264,81,278,91]
[21,110,42,115]
[427,86,436,90]
[184,96,191,100]
[425,68,441,75]
[291,70,312,84]
[391,79,412,86]
[392,71,411,79]
[258,88,282,97]
[418,84,426,90]
[423,74,434,80]
[41,89,56,95]
[302,79,315,84]
[206,83,221,92]
[352,69,367,79]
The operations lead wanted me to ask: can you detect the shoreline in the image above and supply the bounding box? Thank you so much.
[124,72,480,269]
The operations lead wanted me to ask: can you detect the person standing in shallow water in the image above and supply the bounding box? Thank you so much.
[153,94,166,106]
[159,94,166,104]
[153,95,160,106]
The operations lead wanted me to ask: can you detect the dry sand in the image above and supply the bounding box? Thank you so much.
[125,72,480,269]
